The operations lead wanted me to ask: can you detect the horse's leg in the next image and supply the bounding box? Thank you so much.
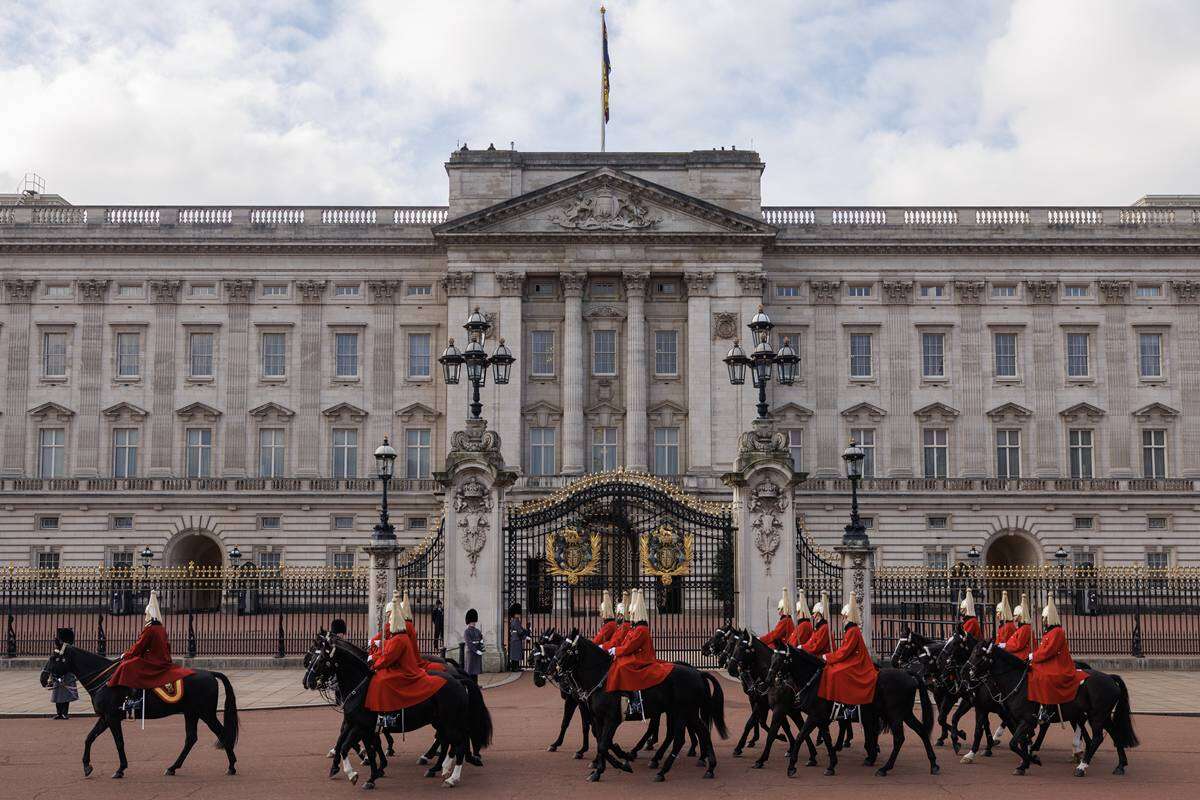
[949,698,972,754]
[648,723,672,769]
[1010,719,1035,775]
[165,713,200,775]
[874,717,905,777]
[361,730,384,790]
[821,719,840,776]
[549,698,573,751]
[752,707,786,768]
[860,706,880,766]
[425,740,449,778]
[330,725,351,778]
[687,722,699,759]
[109,718,129,779]
[587,713,614,781]
[383,729,396,757]
[906,708,940,774]
[793,711,817,767]
[338,726,362,785]
[82,715,109,777]
[1105,720,1128,775]
[652,711,688,782]
[732,711,756,757]
[934,694,953,745]
[419,737,439,765]
[961,708,986,764]
[576,704,592,759]
[1027,718,1050,766]
[198,709,236,774]
[1075,716,1106,778]
[695,713,718,779]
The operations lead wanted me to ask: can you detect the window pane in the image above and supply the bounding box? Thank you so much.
[113,428,139,478]
[653,427,679,475]
[1069,429,1094,479]
[921,332,944,378]
[406,428,431,478]
[186,428,212,478]
[408,333,431,378]
[591,427,618,473]
[1066,333,1089,377]
[43,333,67,376]
[116,333,140,377]
[259,428,284,478]
[262,333,287,376]
[189,333,213,377]
[996,429,1020,479]
[593,330,616,375]
[850,428,875,478]
[530,427,556,476]
[335,333,359,377]
[1138,333,1162,378]
[531,331,555,376]
[922,428,947,478]
[39,428,65,478]
[654,330,678,375]
[332,428,358,478]
[787,429,803,472]
[994,333,1017,377]
[850,334,872,378]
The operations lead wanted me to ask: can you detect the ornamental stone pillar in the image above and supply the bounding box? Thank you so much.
[75,279,110,478]
[809,280,841,477]
[221,278,256,477]
[147,279,182,477]
[685,272,715,473]
[883,280,915,477]
[1026,280,1060,477]
[723,418,797,632]
[1099,280,1134,477]
[437,418,516,672]
[835,541,878,655]
[624,271,650,471]
[561,272,587,474]
[1172,281,1200,476]
[954,281,987,478]
[365,539,402,642]
[2,279,37,476]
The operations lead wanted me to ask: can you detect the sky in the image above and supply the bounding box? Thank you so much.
[2,0,1199,207]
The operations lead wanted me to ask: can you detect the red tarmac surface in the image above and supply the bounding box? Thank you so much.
[1,672,1197,799]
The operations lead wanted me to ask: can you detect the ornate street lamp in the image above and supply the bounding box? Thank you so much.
[227,545,242,567]
[372,438,398,541]
[139,545,154,602]
[841,439,869,546]
[439,307,515,420]
[1054,544,1070,602]
[723,306,797,419]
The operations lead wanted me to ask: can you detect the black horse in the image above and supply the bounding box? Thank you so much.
[532,629,594,759]
[554,630,726,782]
[966,642,1138,777]
[725,631,804,768]
[306,634,491,789]
[41,643,239,778]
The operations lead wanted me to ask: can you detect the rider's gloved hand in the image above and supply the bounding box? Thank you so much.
[607,648,616,656]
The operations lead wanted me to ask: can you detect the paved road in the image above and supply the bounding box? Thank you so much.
[1,673,1197,799]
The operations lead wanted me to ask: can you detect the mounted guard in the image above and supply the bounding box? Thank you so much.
[993,591,1016,645]
[958,588,982,639]
[1029,595,1086,723]
[801,591,832,656]
[760,586,795,648]
[107,590,194,715]
[998,593,1033,660]
[605,589,673,720]
[365,591,448,725]
[592,590,617,645]
[818,593,878,708]
[602,590,632,650]
[787,590,814,648]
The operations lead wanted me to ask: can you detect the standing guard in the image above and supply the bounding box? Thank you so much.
[760,587,795,648]
[788,590,814,648]
[592,590,617,645]
[107,590,194,716]
[958,589,982,639]
[801,591,833,657]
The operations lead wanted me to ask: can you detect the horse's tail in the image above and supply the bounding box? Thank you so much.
[702,672,729,740]
[211,671,240,749]
[1108,674,1139,749]
[466,679,493,751]
[916,676,934,737]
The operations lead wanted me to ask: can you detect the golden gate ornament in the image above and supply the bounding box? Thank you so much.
[640,525,693,585]
[545,527,602,585]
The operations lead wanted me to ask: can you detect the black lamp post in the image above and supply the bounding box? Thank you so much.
[439,307,514,420]
[1054,544,1070,602]
[841,440,869,546]
[372,438,398,541]
[228,545,244,613]
[139,545,153,603]
[723,306,799,419]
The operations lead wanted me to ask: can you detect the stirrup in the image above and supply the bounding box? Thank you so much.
[122,697,143,720]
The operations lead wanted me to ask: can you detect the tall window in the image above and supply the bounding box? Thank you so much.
[259,428,285,478]
[850,428,876,478]
[116,333,140,378]
[112,428,139,478]
[1066,332,1090,377]
[591,427,618,472]
[996,429,1020,479]
[189,333,214,377]
[335,333,359,377]
[331,429,358,478]
[43,332,68,377]
[262,333,286,377]
[849,333,872,378]
[530,331,555,376]
[1142,429,1167,478]
[787,429,803,472]
[407,333,431,379]
[1069,429,1094,479]
[529,427,556,476]
[1138,333,1162,378]
[993,332,1018,378]
[653,427,680,475]
[38,428,65,478]
[654,330,678,375]
[922,428,948,478]
[592,330,616,375]
[921,332,945,378]
[185,428,213,478]
[405,428,431,478]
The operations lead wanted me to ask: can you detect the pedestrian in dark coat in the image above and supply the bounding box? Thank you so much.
[50,628,78,719]
[507,603,531,671]
[463,608,483,682]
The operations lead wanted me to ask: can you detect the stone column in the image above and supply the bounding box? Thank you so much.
[494,271,525,469]
[1172,281,1200,476]
[724,419,797,630]
[561,272,587,474]
[810,280,841,477]
[442,272,473,441]
[624,271,650,471]
[1026,281,1060,477]
[438,419,515,671]
[147,280,182,477]
[295,282,325,478]
[882,280,915,477]
[2,279,37,476]
[685,272,715,473]
[1099,280,1134,477]
[366,280,400,454]
[73,280,110,478]
[835,542,878,654]
[365,539,402,640]
[955,281,988,477]
[737,272,765,435]
[221,279,255,477]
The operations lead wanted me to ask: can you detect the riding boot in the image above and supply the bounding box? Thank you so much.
[1036,705,1053,726]
[624,692,645,721]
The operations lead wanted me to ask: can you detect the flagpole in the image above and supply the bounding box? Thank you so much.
[600,6,606,153]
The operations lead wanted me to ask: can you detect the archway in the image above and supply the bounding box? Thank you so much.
[169,533,222,569]
[164,531,223,611]
[985,529,1041,569]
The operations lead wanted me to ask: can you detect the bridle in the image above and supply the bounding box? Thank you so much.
[49,647,119,694]
[969,644,1028,706]
[556,636,610,703]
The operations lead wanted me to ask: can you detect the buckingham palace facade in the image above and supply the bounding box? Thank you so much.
[2,148,1199,572]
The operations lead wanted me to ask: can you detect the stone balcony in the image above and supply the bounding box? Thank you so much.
[0,477,439,494]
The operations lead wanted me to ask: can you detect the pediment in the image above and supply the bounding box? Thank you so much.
[585,400,625,417]
[914,402,960,423]
[249,401,295,419]
[1132,402,1180,422]
[1059,402,1105,422]
[101,402,149,420]
[322,402,368,421]
[176,402,222,421]
[986,402,1033,421]
[840,402,887,422]
[28,401,75,420]
[773,402,814,422]
[395,402,440,422]
[522,400,563,427]
[647,400,688,426]
[435,168,776,240]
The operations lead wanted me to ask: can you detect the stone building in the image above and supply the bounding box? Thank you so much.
[2,149,1198,572]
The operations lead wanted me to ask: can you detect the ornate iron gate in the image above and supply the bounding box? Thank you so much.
[504,472,735,667]
[396,517,446,656]
[795,520,844,629]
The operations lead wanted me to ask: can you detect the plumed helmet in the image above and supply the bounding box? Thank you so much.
[599,590,613,620]
[1013,592,1030,622]
[995,591,1014,622]
[386,590,401,630]
[841,592,863,626]
[632,589,649,624]
[400,591,414,622]
[465,608,479,625]
[812,591,830,618]
[1042,595,1061,627]
[795,590,811,618]
[55,627,75,645]
[959,588,977,618]
[144,589,163,624]
[617,589,630,618]
[777,586,794,616]
[330,618,348,636]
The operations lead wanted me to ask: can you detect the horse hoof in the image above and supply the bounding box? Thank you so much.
[466,755,483,767]
[952,743,961,755]
[386,749,395,757]
[573,752,585,760]
[787,767,797,778]
[823,768,835,776]
[1030,756,1043,767]
[875,768,889,778]
[1074,768,1086,778]
[363,781,376,790]
[330,768,340,779]
[960,753,975,764]
[695,758,707,768]
[548,745,558,752]
[648,759,660,770]
[165,768,177,776]
[703,770,715,779]
[349,773,359,785]
[731,750,742,758]
[984,750,993,758]
[83,765,93,778]
[227,767,236,776]
[587,771,600,782]
[1113,766,1125,776]
[424,768,438,779]
[112,770,124,780]
[930,763,940,775]
[652,774,665,783]
[751,761,764,769]
[418,756,430,765]
[1013,768,1026,776]
[620,762,633,774]
[806,759,817,767]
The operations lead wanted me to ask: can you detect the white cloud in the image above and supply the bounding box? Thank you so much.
[0,0,1197,206]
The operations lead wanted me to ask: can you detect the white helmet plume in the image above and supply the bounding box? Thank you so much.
[144,589,163,625]
[959,588,977,618]
[995,591,1014,622]
[840,592,863,626]
[795,590,812,618]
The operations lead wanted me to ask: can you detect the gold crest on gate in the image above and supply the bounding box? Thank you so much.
[640,525,693,585]
[545,527,602,585]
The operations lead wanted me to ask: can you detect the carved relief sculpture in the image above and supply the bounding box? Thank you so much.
[496,271,525,296]
[881,280,914,305]
[952,280,986,305]
[683,271,714,296]
[222,279,256,303]
[736,272,764,295]
[1024,280,1058,304]
[441,272,473,296]
[1098,280,1130,305]
[747,479,788,574]
[76,279,110,304]
[3,278,39,302]
[809,280,841,305]
[550,190,660,230]
[713,312,739,340]
[454,475,495,577]
[148,279,182,304]
[1171,280,1200,304]
[561,272,587,297]
[297,280,329,303]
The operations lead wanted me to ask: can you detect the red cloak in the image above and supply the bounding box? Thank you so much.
[592,620,617,646]
[760,615,795,648]
[788,619,814,648]
[801,621,832,656]
[604,622,632,650]
[403,620,439,672]
[818,624,878,706]
[108,622,194,689]
[1001,623,1032,661]
[994,621,1016,646]
[605,624,674,692]
[365,631,447,712]
[1027,626,1083,706]
[961,616,982,640]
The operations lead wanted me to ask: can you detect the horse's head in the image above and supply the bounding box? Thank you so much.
[532,629,563,688]
[890,631,915,668]
[965,640,995,682]
[701,624,731,658]
[729,630,757,677]
[302,633,335,691]
[766,644,791,686]
[302,630,326,670]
